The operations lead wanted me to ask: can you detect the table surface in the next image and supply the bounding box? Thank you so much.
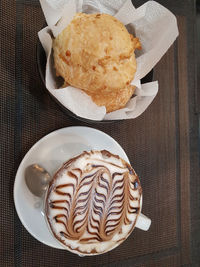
[0,0,199,266]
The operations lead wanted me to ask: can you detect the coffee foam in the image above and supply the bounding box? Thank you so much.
[46,150,142,255]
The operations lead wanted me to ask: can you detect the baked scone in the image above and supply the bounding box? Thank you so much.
[84,85,135,113]
[53,13,141,112]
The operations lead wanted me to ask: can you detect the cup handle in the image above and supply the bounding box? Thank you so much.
[135,213,151,231]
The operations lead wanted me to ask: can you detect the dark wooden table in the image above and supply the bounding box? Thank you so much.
[0,0,199,266]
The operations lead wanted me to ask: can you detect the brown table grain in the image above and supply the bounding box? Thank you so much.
[0,0,199,266]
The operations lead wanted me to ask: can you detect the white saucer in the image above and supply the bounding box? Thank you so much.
[14,126,129,249]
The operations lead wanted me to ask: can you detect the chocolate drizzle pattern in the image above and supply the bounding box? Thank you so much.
[46,150,142,255]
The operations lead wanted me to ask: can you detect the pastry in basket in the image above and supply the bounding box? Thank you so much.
[53,13,141,113]
[84,85,135,113]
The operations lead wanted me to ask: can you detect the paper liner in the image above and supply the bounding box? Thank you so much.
[38,0,178,121]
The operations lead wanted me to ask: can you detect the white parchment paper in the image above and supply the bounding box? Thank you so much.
[38,0,178,121]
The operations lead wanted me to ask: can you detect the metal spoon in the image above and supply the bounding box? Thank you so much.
[25,164,51,197]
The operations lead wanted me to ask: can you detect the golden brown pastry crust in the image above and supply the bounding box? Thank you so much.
[84,85,135,113]
[53,13,139,94]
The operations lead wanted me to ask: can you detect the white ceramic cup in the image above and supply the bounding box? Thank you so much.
[44,194,151,256]
[135,213,151,231]
[44,151,151,255]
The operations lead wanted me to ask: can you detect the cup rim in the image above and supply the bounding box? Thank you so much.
[43,150,143,256]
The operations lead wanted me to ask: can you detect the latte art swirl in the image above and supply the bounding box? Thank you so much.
[46,150,142,255]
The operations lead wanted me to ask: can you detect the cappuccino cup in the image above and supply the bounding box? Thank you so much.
[45,150,151,256]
